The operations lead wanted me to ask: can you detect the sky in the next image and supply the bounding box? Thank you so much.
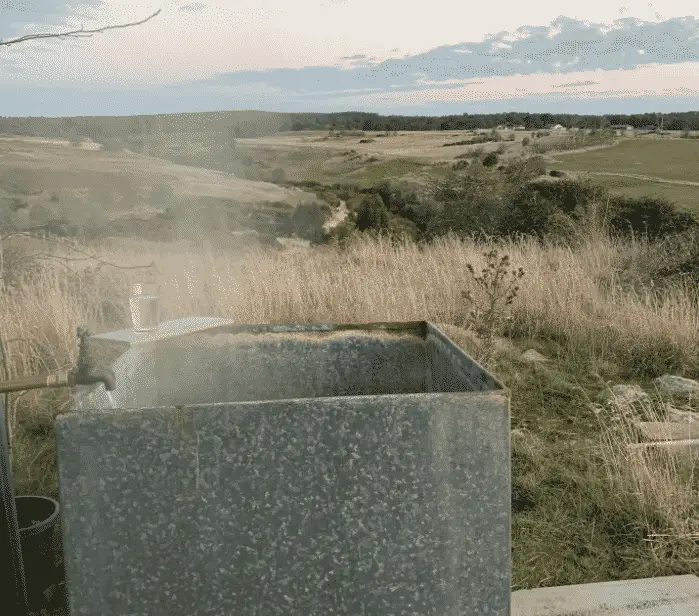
[1,0,698,116]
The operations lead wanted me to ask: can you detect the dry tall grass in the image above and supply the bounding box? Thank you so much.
[2,228,698,582]
[4,229,696,357]
[600,394,699,566]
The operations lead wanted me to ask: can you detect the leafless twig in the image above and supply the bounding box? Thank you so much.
[0,9,161,47]
[1,231,157,272]
[18,252,157,271]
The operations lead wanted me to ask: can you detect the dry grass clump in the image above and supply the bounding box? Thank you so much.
[598,393,699,566]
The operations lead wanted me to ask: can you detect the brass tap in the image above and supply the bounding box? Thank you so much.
[0,327,116,394]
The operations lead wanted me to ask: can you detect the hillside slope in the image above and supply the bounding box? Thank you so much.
[0,136,318,242]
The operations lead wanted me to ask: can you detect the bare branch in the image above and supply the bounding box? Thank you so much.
[1,231,157,276]
[0,9,161,47]
[19,251,157,272]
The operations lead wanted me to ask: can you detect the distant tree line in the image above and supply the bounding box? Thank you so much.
[288,110,699,132]
[0,112,288,142]
[2,110,699,141]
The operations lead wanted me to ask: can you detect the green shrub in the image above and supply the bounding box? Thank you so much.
[618,335,688,380]
[497,190,559,239]
[319,191,341,208]
[400,201,434,234]
[531,141,551,154]
[385,213,420,242]
[501,155,547,185]
[513,178,605,215]
[623,226,699,289]
[270,167,286,184]
[367,180,420,218]
[497,178,605,240]
[288,201,328,241]
[356,194,389,231]
[606,195,697,242]
[456,146,485,160]
[482,152,499,167]
[426,170,508,239]
[325,219,359,247]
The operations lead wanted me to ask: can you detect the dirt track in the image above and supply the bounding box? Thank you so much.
[322,200,349,233]
[571,171,699,187]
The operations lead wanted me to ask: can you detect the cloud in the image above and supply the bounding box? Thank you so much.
[178,2,207,12]
[3,12,699,116]
[554,80,600,87]
[200,15,699,95]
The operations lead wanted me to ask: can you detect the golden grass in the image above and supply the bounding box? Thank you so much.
[3,227,699,414]
[599,393,699,564]
[2,228,698,582]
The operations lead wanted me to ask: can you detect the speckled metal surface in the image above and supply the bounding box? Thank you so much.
[57,322,510,616]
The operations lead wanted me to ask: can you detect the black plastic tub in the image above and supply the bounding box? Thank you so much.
[15,496,63,610]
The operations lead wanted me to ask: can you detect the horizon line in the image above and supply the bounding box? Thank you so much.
[3,107,699,120]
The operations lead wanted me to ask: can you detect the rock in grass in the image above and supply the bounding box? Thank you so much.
[603,384,650,406]
[654,375,699,396]
[521,349,549,363]
[665,405,698,424]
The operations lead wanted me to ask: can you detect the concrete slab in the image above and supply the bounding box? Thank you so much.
[628,439,699,455]
[512,575,699,615]
[635,421,699,441]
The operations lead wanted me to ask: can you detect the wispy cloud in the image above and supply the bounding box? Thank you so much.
[554,80,600,87]
[202,15,699,95]
[178,2,207,12]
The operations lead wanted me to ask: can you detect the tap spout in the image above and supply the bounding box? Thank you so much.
[71,327,117,391]
[0,327,118,394]
[68,368,117,391]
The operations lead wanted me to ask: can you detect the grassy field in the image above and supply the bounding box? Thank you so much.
[577,174,699,213]
[135,129,529,186]
[551,138,699,181]
[237,130,528,163]
[550,138,699,212]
